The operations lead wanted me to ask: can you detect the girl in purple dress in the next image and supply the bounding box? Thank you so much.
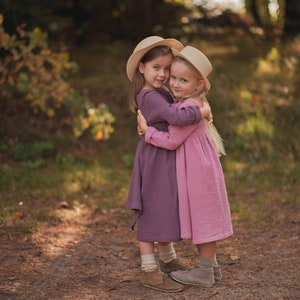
[138,46,233,288]
[126,37,211,292]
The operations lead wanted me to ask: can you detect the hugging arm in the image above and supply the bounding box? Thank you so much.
[137,100,201,150]
[146,123,195,150]
[141,90,209,127]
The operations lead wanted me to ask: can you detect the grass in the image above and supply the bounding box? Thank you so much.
[0,35,299,234]
[0,157,132,231]
[224,157,300,226]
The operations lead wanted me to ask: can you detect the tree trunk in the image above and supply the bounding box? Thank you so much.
[284,0,300,36]
[246,0,262,27]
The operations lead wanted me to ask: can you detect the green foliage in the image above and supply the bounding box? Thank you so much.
[0,14,115,142]
[247,45,299,161]
[207,38,300,163]
[2,141,53,160]
[0,141,54,168]
[122,153,135,169]
[55,153,75,170]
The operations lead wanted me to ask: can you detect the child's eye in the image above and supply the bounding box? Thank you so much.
[181,79,188,83]
[170,75,176,80]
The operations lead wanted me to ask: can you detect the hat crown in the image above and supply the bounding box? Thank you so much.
[180,46,212,78]
[173,46,212,90]
[133,36,164,53]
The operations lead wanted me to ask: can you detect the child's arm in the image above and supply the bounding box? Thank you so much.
[137,107,198,150]
[138,100,211,137]
[142,90,211,126]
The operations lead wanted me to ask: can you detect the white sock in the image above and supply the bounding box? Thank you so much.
[158,243,176,263]
[141,253,158,272]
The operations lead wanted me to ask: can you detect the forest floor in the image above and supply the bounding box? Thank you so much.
[0,190,299,300]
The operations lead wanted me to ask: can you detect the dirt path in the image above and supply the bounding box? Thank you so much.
[0,198,299,300]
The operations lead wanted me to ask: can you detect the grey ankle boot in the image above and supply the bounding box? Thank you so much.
[170,256,215,288]
[170,267,215,288]
[213,255,222,280]
[213,265,222,281]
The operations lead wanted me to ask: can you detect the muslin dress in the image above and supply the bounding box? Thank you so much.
[126,88,201,242]
[145,99,233,244]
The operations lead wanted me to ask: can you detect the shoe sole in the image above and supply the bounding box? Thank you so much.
[170,274,214,288]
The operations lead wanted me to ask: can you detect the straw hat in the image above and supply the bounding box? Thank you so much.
[126,36,184,82]
[172,46,213,90]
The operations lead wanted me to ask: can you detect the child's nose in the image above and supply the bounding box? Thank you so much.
[160,69,167,76]
[173,80,179,87]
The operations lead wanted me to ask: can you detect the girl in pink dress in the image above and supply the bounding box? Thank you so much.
[138,46,233,288]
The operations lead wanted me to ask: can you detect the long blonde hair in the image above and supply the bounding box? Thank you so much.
[204,99,226,157]
[174,56,226,157]
[198,97,226,157]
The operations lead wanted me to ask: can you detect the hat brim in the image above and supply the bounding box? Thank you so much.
[126,39,183,82]
[171,48,211,90]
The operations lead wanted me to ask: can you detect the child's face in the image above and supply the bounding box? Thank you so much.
[138,53,173,90]
[169,60,204,99]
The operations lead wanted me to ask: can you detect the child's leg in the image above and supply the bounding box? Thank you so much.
[157,242,176,263]
[139,241,157,272]
[197,242,222,280]
[139,241,184,292]
[170,241,216,287]
[157,242,186,273]
[196,241,216,258]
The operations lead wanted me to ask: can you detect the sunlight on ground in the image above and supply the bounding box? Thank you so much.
[32,204,91,258]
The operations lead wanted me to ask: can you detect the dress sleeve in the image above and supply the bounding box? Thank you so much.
[143,91,201,126]
[145,123,196,150]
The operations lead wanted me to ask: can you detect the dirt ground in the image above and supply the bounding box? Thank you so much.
[0,193,299,300]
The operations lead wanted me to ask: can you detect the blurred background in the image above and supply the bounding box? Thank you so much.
[0,0,299,232]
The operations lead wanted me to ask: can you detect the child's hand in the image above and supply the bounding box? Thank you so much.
[137,110,148,136]
[201,101,212,122]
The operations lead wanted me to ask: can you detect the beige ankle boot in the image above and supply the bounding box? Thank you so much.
[159,258,187,273]
[141,268,184,292]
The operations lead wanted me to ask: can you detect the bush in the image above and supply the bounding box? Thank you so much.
[0,14,115,143]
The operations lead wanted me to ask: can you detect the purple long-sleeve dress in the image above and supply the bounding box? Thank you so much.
[144,99,233,244]
[126,88,200,242]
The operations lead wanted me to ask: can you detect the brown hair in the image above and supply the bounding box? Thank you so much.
[129,45,173,113]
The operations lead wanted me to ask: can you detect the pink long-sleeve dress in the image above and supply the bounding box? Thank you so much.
[145,99,233,244]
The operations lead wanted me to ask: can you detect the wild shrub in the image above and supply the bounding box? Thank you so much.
[0,14,115,144]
